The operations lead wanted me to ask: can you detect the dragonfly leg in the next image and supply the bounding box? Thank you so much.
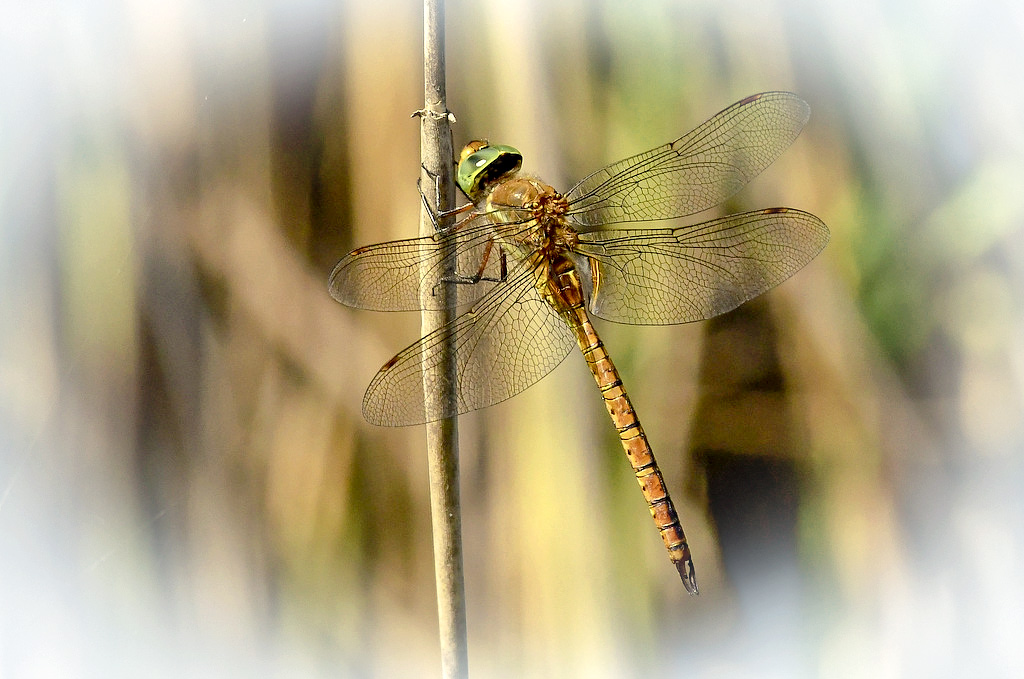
[435,202,477,233]
[418,170,474,232]
[433,238,509,297]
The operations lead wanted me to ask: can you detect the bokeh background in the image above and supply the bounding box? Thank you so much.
[3,0,1023,677]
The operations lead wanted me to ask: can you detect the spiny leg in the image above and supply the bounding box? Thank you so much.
[418,165,475,232]
[433,237,510,298]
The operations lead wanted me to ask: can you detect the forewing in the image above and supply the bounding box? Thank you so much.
[328,215,508,311]
[564,92,810,228]
[362,261,577,426]
[573,208,829,325]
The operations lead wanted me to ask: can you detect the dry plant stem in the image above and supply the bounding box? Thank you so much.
[419,0,468,677]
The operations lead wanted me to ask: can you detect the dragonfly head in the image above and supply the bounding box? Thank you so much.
[456,140,522,202]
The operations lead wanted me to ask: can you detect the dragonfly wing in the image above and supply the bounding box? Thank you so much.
[574,208,829,325]
[564,92,810,228]
[362,261,577,426]
[328,216,506,311]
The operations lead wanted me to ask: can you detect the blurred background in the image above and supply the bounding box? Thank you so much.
[2,0,1023,677]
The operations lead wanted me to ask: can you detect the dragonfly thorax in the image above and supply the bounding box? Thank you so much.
[486,176,577,252]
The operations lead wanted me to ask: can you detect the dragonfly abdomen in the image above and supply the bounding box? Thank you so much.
[548,258,699,594]
[580,324,699,594]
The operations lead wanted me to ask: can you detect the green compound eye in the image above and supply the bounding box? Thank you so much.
[456,141,522,201]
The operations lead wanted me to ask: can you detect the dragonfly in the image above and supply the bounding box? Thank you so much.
[329,91,829,594]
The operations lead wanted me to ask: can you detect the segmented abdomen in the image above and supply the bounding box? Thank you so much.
[545,255,698,593]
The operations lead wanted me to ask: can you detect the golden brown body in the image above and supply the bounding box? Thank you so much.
[540,252,698,593]
[486,175,699,593]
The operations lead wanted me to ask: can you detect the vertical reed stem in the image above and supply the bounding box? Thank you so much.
[419,0,467,676]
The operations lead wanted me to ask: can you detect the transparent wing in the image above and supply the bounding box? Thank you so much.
[573,208,829,325]
[328,215,515,312]
[564,92,810,228]
[362,260,577,426]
